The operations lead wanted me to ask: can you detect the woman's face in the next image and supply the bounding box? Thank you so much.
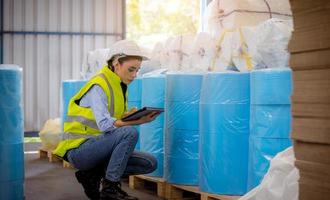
[114,58,142,84]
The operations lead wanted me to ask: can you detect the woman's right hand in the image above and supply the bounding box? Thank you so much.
[135,111,159,125]
[114,111,160,127]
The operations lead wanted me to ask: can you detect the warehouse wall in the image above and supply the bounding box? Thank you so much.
[1,0,125,131]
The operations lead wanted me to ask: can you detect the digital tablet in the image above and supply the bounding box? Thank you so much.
[121,107,164,122]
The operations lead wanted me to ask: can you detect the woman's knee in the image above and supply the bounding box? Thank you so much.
[119,126,138,141]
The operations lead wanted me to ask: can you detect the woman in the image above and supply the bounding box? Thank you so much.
[53,40,158,200]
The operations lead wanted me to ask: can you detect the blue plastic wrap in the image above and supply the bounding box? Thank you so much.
[139,74,165,177]
[247,137,292,190]
[0,65,24,200]
[250,105,291,138]
[200,132,249,195]
[248,68,293,191]
[165,73,203,185]
[199,72,250,195]
[62,80,87,123]
[250,68,292,105]
[166,129,199,184]
[200,72,250,104]
[0,180,24,200]
[128,78,142,150]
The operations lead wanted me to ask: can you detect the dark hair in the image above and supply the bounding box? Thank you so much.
[107,54,143,71]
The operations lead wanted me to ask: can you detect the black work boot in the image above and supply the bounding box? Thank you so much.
[100,179,138,200]
[75,169,104,200]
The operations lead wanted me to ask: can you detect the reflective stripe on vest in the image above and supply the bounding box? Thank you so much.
[66,116,99,130]
[98,73,115,116]
[62,132,96,140]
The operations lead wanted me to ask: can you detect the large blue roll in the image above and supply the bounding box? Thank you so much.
[248,68,293,191]
[0,65,24,200]
[250,68,292,105]
[199,72,250,195]
[128,78,142,150]
[165,73,203,185]
[140,75,165,177]
[62,80,87,124]
[250,105,291,138]
[247,137,292,190]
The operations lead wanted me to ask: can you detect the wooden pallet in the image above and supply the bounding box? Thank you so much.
[129,175,166,198]
[39,149,73,168]
[129,175,240,200]
[166,184,240,200]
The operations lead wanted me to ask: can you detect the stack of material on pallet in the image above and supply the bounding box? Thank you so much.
[128,77,142,150]
[289,0,330,199]
[165,73,203,185]
[0,65,24,199]
[199,72,250,195]
[140,73,165,177]
[247,68,293,191]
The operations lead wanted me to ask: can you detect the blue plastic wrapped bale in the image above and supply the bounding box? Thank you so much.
[200,72,250,104]
[200,132,249,195]
[166,73,203,102]
[247,137,292,191]
[199,72,250,195]
[166,129,199,184]
[140,75,165,177]
[62,80,87,123]
[0,65,24,200]
[165,73,203,185]
[128,77,142,150]
[250,105,291,138]
[250,68,292,105]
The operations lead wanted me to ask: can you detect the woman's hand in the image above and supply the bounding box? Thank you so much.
[122,107,138,118]
[135,111,159,124]
[114,111,160,127]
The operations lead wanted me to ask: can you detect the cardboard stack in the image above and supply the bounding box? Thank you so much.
[289,0,330,199]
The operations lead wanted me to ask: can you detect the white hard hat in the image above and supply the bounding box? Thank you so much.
[108,40,149,61]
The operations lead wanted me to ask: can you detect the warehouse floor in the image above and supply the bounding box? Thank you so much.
[24,142,163,200]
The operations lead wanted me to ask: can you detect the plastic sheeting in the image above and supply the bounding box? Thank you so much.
[240,147,298,200]
[140,74,165,177]
[199,72,250,195]
[62,80,87,127]
[0,65,24,200]
[248,68,292,191]
[165,73,203,185]
[128,77,142,150]
[247,138,292,190]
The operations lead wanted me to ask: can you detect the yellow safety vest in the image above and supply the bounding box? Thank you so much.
[53,66,128,157]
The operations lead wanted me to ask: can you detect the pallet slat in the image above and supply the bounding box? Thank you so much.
[129,175,240,200]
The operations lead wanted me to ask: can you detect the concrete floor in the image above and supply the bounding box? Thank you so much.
[24,142,163,200]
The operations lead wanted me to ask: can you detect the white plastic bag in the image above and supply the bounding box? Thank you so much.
[168,34,195,72]
[39,118,63,151]
[190,32,217,72]
[204,0,292,39]
[240,147,299,200]
[210,30,235,71]
[81,48,110,79]
[232,18,293,71]
[140,42,164,75]
[253,18,293,69]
